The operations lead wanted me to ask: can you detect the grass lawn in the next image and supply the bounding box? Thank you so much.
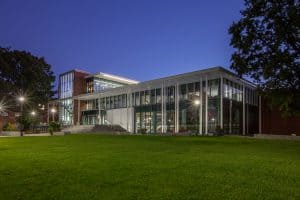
[0,134,299,200]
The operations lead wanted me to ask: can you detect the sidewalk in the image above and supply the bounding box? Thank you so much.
[0,132,65,137]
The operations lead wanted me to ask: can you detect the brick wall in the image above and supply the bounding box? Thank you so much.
[72,71,90,124]
[261,99,300,135]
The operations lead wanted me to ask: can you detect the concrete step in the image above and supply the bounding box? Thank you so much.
[92,125,127,133]
[62,125,94,133]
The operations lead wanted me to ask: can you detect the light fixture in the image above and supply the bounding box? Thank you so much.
[101,73,139,84]
[18,96,25,102]
[194,99,200,105]
[31,111,36,116]
[51,108,56,113]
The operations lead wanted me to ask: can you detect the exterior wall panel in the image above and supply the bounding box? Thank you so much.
[261,99,300,135]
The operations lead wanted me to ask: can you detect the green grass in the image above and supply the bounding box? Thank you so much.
[0,135,299,200]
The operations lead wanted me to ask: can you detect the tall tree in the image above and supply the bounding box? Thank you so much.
[229,0,300,116]
[0,47,55,110]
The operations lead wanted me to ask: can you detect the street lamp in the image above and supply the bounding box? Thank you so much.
[31,111,36,116]
[18,96,26,136]
[50,108,56,122]
[18,96,25,103]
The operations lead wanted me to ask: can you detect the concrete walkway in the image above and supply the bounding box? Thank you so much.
[0,132,65,137]
[254,134,300,141]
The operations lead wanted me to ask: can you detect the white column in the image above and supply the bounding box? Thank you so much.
[220,75,223,129]
[175,83,179,133]
[229,100,232,134]
[242,85,245,135]
[205,76,208,135]
[127,91,130,132]
[161,83,164,133]
[259,95,262,134]
[199,78,203,135]
[163,85,167,133]
[77,99,80,125]
[47,103,50,124]
[98,97,101,125]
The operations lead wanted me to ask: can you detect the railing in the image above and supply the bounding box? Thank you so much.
[30,125,49,133]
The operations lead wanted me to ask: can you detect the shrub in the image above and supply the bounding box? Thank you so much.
[17,116,37,131]
[138,128,147,134]
[2,122,17,131]
[215,125,224,136]
[48,122,61,135]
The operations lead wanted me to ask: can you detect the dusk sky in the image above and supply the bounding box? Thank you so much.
[0,0,245,84]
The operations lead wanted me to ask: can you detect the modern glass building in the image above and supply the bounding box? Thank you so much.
[56,67,259,135]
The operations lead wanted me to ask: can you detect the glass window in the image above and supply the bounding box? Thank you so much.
[135,92,140,106]
[208,79,219,97]
[156,111,162,133]
[110,97,114,109]
[106,97,110,109]
[150,89,156,104]
[122,94,127,107]
[156,88,161,104]
[59,72,74,98]
[195,82,200,97]
[140,91,145,105]
[167,86,175,103]
[145,90,150,105]
[135,112,140,133]
[114,96,118,108]
[180,84,187,100]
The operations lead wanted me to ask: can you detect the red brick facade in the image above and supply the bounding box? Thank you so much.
[261,99,300,135]
[72,70,90,125]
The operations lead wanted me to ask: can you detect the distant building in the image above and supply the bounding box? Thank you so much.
[49,67,267,135]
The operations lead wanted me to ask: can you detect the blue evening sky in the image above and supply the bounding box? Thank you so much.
[0,0,245,83]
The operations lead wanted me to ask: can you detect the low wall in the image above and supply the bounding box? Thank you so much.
[254,134,300,141]
[0,131,64,137]
[0,131,21,136]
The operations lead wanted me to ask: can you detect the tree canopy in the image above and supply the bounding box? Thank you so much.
[0,47,55,111]
[229,0,300,116]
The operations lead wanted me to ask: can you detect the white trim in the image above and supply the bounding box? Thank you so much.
[205,76,208,135]
[220,75,223,129]
[199,78,203,135]
[98,98,101,125]
[175,83,179,133]
[161,83,164,133]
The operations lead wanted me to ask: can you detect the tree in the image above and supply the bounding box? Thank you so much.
[0,47,56,109]
[229,0,300,116]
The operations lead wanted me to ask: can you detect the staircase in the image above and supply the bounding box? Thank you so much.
[92,125,128,133]
[62,125,94,134]
[62,124,128,134]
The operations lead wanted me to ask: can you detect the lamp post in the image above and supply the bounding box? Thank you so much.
[18,96,25,136]
[50,108,56,122]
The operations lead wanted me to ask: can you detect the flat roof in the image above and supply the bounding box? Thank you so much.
[85,72,139,85]
[73,66,257,100]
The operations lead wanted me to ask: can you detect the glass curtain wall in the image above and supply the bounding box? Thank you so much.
[133,88,162,134]
[207,79,221,133]
[166,86,175,133]
[131,77,258,135]
[222,78,258,134]
[179,82,200,133]
[82,99,99,125]
[59,99,73,125]
[59,72,74,125]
